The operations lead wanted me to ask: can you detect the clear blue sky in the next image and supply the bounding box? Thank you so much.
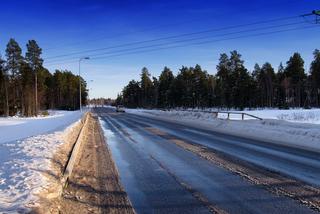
[0,0,319,98]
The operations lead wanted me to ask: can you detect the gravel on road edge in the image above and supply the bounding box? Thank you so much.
[145,127,320,212]
[32,113,135,214]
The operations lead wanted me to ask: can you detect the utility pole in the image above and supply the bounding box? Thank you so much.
[79,57,90,112]
[302,10,320,24]
[313,10,320,15]
[313,10,320,23]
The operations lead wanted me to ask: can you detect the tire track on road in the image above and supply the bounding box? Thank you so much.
[149,155,227,214]
[97,108,317,214]
[100,112,216,214]
[124,116,320,212]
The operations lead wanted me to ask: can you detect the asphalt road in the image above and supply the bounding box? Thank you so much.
[96,107,318,214]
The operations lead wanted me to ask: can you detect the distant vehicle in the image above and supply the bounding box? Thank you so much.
[116,105,125,113]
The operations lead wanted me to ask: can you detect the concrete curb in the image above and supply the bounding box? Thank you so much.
[59,112,90,195]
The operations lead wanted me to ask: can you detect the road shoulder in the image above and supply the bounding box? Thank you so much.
[33,113,135,214]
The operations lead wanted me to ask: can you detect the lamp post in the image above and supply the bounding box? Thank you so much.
[89,80,93,108]
[79,57,90,112]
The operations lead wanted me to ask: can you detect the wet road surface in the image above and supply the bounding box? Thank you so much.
[96,107,318,214]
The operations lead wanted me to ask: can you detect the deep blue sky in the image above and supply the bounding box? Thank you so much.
[0,0,319,98]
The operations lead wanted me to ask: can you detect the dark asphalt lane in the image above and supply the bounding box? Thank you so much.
[120,111,320,187]
[96,107,317,214]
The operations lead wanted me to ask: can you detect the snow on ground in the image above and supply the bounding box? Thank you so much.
[0,110,85,213]
[216,108,320,124]
[125,108,320,152]
[0,110,83,143]
[241,109,320,124]
[125,108,320,123]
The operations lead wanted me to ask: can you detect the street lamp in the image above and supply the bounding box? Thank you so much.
[89,80,93,108]
[79,57,90,112]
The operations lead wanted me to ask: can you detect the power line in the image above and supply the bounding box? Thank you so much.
[44,21,307,64]
[42,6,301,52]
[45,25,319,66]
[91,26,320,60]
[43,17,206,51]
[44,15,301,61]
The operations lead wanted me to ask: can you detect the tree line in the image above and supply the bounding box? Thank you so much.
[0,38,88,116]
[116,50,320,110]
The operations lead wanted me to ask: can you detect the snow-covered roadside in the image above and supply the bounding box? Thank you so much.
[0,111,85,213]
[0,110,84,143]
[236,109,320,124]
[125,108,320,124]
[125,108,320,152]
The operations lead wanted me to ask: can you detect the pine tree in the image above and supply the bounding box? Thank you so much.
[229,51,248,109]
[152,77,159,108]
[47,70,87,110]
[178,66,193,108]
[122,80,141,108]
[207,74,216,107]
[216,53,231,108]
[5,38,23,115]
[259,63,276,107]
[6,39,22,78]
[158,67,174,108]
[285,52,306,107]
[25,40,43,69]
[251,63,261,107]
[192,64,209,108]
[37,67,52,109]
[0,38,88,116]
[114,50,318,110]
[275,63,287,108]
[170,69,186,108]
[0,55,9,116]
[140,67,153,108]
[310,49,320,106]
[20,61,35,116]
[25,40,43,116]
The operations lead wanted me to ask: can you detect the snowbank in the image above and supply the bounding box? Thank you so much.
[239,109,320,124]
[125,108,320,123]
[0,110,84,143]
[128,108,320,124]
[125,108,320,152]
[0,110,84,212]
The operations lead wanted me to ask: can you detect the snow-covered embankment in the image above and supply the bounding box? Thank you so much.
[126,108,320,152]
[0,110,84,213]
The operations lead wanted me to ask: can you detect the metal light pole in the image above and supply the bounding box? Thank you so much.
[89,80,93,108]
[79,57,90,112]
